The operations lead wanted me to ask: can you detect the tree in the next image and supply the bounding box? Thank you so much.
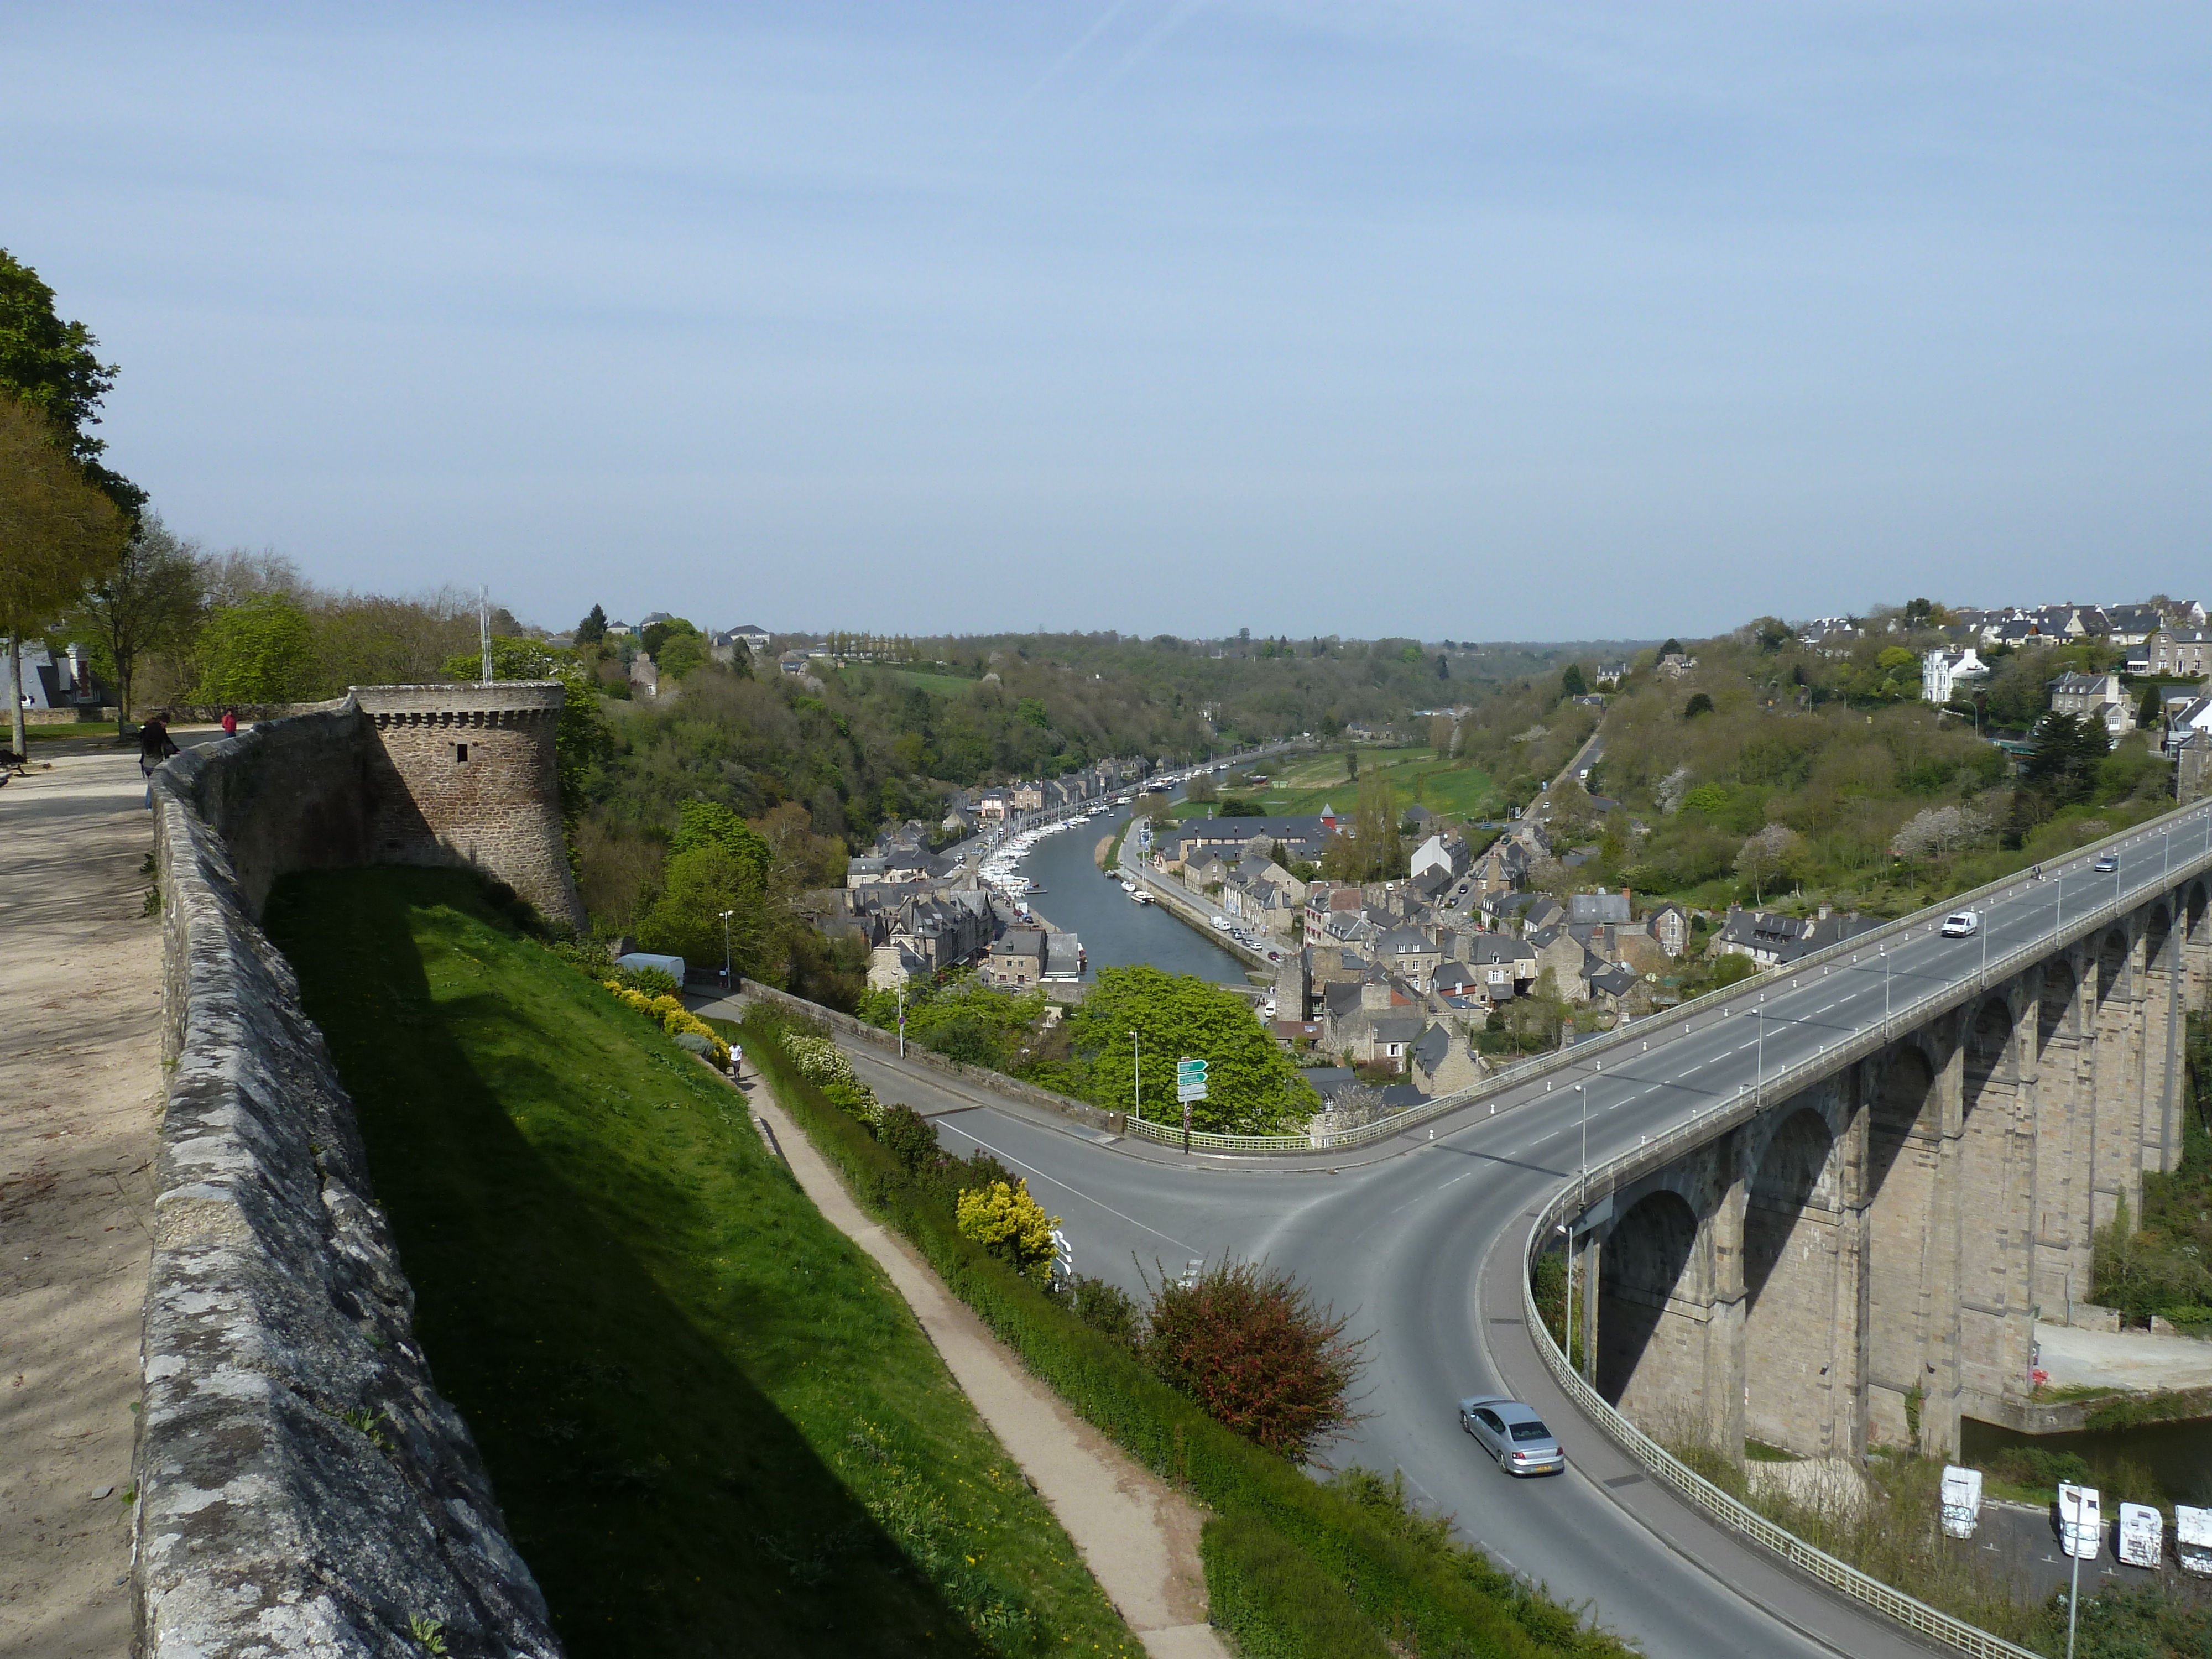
[2022,711,2110,808]
[1683,692,1714,719]
[1560,663,1588,699]
[65,514,204,719]
[954,1179,1060,1282]
[1733,822,1805,905]
[0,248,141,517]
[1435,653,1449,680]
[1142,1258,1364,1460]
[576,603,606,645]
[1,398,129,753]
[1065,965,1320,1134]
[191,593,319,705]
[1186,771,1218,803]
[1891,804,1993,863]
[1661,638,1683,656]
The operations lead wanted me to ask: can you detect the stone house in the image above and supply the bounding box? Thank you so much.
[983,928,1048,988]
[2148,628,2212,681]
[1409,1023,1486,1096]
[1919,647,1989,705]
[2048,671,2135,739]
[1527,924,1589,999]
[1647,902,1691,958]
[1710,905,1880,969]
[1377,924,1442,993]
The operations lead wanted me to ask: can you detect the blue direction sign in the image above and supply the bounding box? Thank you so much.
[1175,1057,1209,1103]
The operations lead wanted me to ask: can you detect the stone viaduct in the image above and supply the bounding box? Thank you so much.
[1569,873,2212,1462]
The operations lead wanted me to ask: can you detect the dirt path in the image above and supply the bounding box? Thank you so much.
[0,750,165,1658]
[743,1079,1229,1659]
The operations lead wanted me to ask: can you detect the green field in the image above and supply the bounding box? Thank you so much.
[1243,747,1495,821]
[841,664,978,698]
[266,868,1138,1659]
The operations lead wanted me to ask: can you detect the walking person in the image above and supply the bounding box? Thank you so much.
[138,709,178,807]
[220,707,237,737]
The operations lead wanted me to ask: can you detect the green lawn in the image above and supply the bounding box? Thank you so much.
[1246,746,1495,821]
[266,868,1138,1659]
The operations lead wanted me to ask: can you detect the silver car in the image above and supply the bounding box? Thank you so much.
[1459,1396,1565,1476]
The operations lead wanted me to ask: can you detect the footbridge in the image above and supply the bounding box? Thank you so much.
[829,799,2212,1658]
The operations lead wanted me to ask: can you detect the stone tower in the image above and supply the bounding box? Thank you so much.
[353,682,587,931]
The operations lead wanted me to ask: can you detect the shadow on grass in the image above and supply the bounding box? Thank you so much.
[267,869,994,1658]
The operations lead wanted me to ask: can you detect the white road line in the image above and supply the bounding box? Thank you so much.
[933,1118,1200,1253]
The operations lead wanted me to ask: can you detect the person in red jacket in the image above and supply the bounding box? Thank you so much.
[220,708,238,737]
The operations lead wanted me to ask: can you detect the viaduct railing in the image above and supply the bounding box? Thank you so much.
[1126,803,2212,1156]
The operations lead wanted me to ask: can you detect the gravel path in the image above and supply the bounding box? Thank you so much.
[740,1073,1229,1659]
[0,750,164,1658]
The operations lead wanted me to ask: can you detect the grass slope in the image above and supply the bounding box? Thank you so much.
[1250,746,1495,820]
[266,868,1138,1659]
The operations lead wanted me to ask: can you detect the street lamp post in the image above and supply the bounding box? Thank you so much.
[1132,1030,1141,1124]
[718,909,734,990]
[1557,1220,1573,1377]
[1574,1083,1588,1206]
[1755,993,1765,1098]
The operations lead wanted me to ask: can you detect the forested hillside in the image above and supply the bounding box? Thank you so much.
[1550,621,2174,916]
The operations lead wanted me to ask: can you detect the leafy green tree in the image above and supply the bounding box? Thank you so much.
[66,515,204,719]
[634,841,771,976]
[655,629,707,681]
[0,247,141,516]
[576,603,606,644]
[1683,692,1714,719]
[192,594,319,704]
[1661,639,1683,656]
[1066,965,1319,1134]
[1,397,129,751]
[2021,711,2109,809]
[670,799,773,884]
[1559,663,1588,698]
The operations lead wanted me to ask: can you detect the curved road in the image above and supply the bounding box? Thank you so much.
[817,800,2212,1657]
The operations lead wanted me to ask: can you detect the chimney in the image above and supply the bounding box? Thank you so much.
[1818,902,1833,921]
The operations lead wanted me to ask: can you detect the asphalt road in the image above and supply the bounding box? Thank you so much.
[824,800,2212,1657]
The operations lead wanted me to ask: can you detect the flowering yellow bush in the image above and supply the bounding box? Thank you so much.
[954,1180,1061,1280]
[597,980,729,1067]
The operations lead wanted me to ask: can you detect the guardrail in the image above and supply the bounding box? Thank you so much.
[1131,800,2212,1157]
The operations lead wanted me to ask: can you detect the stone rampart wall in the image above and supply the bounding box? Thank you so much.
[137,713,562,1656]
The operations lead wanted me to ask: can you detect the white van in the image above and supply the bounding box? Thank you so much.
[2059,1483,2102,1561]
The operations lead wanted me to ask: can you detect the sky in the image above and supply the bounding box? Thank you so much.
[6,2,2209,641]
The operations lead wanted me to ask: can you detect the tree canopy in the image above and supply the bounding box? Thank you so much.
[0,247,140,516]
[1063,966,1318,1134]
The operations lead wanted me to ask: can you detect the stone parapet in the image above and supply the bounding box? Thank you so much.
[143,732,560,1658]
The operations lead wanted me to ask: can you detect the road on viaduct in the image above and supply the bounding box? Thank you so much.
[825,799,2212,1659]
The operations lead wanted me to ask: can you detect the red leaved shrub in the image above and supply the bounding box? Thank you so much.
[1144,1259,1365,1460]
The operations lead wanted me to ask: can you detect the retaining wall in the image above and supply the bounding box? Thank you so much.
[138,714,562,1656]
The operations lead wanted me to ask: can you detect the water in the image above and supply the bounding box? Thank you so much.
[1013,812,1251,985]
[1961,1414,2212,1505]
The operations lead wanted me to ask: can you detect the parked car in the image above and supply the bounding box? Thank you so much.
[1940,910,1980,938]
[1459,1397,1564,1475]
[2095,852,2120,873]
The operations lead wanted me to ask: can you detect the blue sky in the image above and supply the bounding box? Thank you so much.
[6,3,2208,640]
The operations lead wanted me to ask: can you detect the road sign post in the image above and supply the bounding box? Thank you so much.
[1176,1057,1208,1153]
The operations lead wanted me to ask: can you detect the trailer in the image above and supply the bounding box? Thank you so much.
[1939,1466,1983,1540]
[2176,1505,2212,1576]
[2117,1502,2163,1569]
[2059,1483,2103,1562]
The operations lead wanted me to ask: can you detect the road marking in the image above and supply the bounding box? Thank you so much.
[933,1118,1201,1254]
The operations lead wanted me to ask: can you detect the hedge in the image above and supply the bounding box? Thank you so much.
[1201,1512,1388,1659]
[733,1016,1628,1659]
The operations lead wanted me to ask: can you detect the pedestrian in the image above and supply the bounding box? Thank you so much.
[220,707,237,737]
[138,712,178,777]
[729,1042,743,1080]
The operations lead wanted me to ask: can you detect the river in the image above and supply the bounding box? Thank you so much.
[1009,811,1251,985]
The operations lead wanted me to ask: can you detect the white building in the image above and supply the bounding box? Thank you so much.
[1921,647,1990,705]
